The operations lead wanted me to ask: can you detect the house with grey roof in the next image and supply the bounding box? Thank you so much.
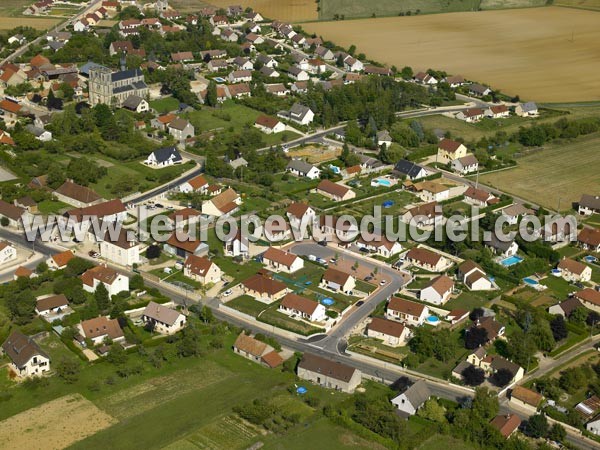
[393,160,429,180]
[391,380,431,417]
[578,194,600,216]
[122,94,149,113]
[141,301,187,335]
[286,159,321,180]
[297,353,362,393]
[1,330,50,378]
[515,101,538,117]
[278,103,314,126]
[145,146,183,167]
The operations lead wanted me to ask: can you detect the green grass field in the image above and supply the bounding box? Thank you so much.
[149,97,180,114]
[479,132,600,211]
[319,0,480,19]
[555,0,600,10]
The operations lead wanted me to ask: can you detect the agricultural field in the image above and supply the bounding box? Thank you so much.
[319,0,480,20]
[479,132,600,211]
[302,7,600,102]
[555,0,600,9]
[0,0,30,16]
[0,394,117,449]
[172,0,318,21]
[0,17,60,30]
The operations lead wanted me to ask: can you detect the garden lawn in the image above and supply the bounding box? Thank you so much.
[149,97,180,114]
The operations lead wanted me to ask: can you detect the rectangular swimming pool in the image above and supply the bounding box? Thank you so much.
[500,255,523,267]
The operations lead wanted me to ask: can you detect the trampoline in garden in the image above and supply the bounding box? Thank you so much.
[296,387,307,394]
[382,200,394,208]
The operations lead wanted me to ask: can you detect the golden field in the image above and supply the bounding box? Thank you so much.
[172,0,318,21]
[0,17,61,30]
[302,7,600,102]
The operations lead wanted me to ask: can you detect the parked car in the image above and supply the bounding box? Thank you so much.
[356,301,364,307]
[223,289,233,297]
[379,280,387,286]
[88,250,99,258]
[318,240,327,247]
[308,254,317,261]
[364,276,373,281]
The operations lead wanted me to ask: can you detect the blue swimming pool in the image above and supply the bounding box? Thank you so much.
[500,255,523,267]
[321,298,335,306]
[585,255,598,263]
[523,277,539,286]
[214,77,226,83]
[426,315,440,324]
[297,386,307,394]
[382,200,394,208]
[372,178,392,187]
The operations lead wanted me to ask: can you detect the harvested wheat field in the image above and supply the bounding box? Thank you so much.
[0,16,61,30]
[172,0,317,21]
[288,144,341,163]
[302,7,600,102]
[0,394,117,450]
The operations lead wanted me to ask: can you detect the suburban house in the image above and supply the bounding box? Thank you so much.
[122,95,149,113]
[279,293,327,322]
[468,83,491,97]
[35,294,69,317]
[377,130,392,147]
[145,146,183,167]
[391,380,431,417]
[242,273,288,303]
[575,289,600,313]
[0,199,27,228]
[367,317,411,347]
[510,385,543,412]
[281,103,314,125]
[466,316,505,344]
[414,72,437,85]
[262,247,304,273]
[458,260,493,291]
[141,301,186,335]
[286,159,321,180]
[578,194,600,216]
[201,188,241,217]
[47,250,74,270]
[14,266,35,280]
[168,118,194,143]
[66,199,128,224]
[356,236,403,258]
[483,234,519,258]
[54,180,102,208]
[183,254,222,285]
[0,241,17,266]
[485,105,510,119]
[490,414,521,439]
[164,233,209,259]
[410,180,453,203]
[77,316,125,346]
[463,187,499,207]
[405,247,447,272]
[575,396,600,421]
[557,258,592,283]
[480,355,524,384]
[386,297,429,326]
[451,154,479,175]
[420,275,454,305]
[456,108,485,123]
[578,227,600,253]
[287,66,309,81]
[297,353,362,393]
[444,75,465,87]
[501,203,534,226]
[1,330,50,377]
[99,228,140,267]
[232,332,283,368]
[515,102,538,117]
[316,180,355,202]
[254,115,285,134]
[314,45,335,60]
[286,202,316,232]
[548,297,583,317]
[437,138,467,164]
[224,230,249,259]
[402,202,443,228]
[587,414,600,436]
[320,268,356,294]
[81,265,129,297]
[179,174,208,194]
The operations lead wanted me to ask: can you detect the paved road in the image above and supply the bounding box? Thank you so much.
[0,0,103,66]
[286,242,411,353]
[127,165,204,205]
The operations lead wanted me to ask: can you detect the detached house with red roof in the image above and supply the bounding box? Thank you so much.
[1,330,50,378]
[99,228,140,267]
[183,255,222,285]
[0,241,17,266]
[419,275,454,305]
[77,316,124,346]
[316,180,355,202]
[367,317,411,347]
[279,293,326,322]
[576,289,600,313]
[405,247,448,272]
[262,247,304,273]
[437,138,468,164]
[242,273,288,303]
[254,115,285,134]
[47,250,74,270]
[386,297,429,326]
[578,227,600,253]
[233,332,283,368]
[201,188,241,217]
[320,267,355,294]
[81,265,129,297]
[179,174,209,194]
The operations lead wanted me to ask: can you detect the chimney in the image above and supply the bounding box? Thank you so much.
[120,52,126,72]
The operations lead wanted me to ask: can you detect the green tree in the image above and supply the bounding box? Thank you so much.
[106,343,128,365]
[417,398,446,423]
[55,357,80,383]
[526,413,548,438]
[471,387,499,420]
[206,80,218,107]
[94,283,110,312]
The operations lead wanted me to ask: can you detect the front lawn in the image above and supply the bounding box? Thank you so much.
[149,97,180,114]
